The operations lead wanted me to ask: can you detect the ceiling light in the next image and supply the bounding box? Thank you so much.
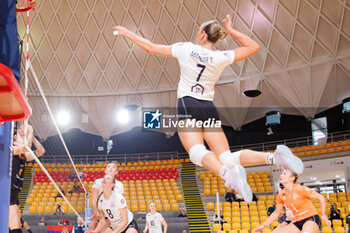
[117,109,129,124]
[57,111,70,126]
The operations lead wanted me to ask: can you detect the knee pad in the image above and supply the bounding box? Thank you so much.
[219,150,241,168]
[189,144,211,167]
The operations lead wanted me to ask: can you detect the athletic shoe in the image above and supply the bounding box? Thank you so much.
[274,145,304,174]
[225,165,252,203]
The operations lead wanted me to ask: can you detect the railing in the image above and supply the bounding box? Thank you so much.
[38,130,350,165]
[39,151,185,164]
[229,130,350,152]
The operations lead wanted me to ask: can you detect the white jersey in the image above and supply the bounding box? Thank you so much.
[172,42,235,101]
[92,178,124,195]
[98,190,133,231]
[146,212,164,233]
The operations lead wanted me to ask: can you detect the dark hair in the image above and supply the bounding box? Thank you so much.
[202,20,227,43]
[290,171,300,183]
[279,183,284,189]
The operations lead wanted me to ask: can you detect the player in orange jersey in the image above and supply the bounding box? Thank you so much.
[254,169,331,233]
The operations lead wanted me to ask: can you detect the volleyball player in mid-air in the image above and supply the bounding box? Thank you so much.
[113,14,303,202]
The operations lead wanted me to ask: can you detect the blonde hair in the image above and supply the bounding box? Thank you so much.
[202,20,227,43]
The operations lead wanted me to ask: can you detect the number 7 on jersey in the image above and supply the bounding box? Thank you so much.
[196,64,206,82]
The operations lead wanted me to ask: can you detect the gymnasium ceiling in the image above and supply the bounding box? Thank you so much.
[16,0,350,140]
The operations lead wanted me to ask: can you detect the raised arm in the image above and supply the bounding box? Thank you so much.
[25,136,45,161]
[311,192,331,226]
[13,134,27,155]
[223,14,260,62]
[112,26,173,57]
[254,203,284,232]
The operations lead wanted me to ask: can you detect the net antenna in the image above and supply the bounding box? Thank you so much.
[16,0,33,146]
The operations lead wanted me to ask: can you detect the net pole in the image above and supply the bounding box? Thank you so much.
[0,122,13,232]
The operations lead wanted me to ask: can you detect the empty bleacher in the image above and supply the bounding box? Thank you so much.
[25,159,185,214]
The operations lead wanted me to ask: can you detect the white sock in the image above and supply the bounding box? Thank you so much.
[265,152,275,164]
[219,150,241,168]
[219,165,230,180]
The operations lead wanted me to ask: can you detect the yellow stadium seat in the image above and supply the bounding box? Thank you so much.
[223,212,231,220]
[241,216,250,223]
[271,221,279,228]
[251,216,259,222]
[262,229,272,233]
[26,197,33,205]
[32,202,39,207]
[334,226,345,233]
[260,215,268,222]
[322,226,332,233]
[38,206,44,214]
[204,189,211,196]
[207,202,214,210]
[252,222,260,229]
[76,206,84,213]
[139,204,147,212]
[131,205,138,212]
[176,195,183,201]
[45,206,51,213]
[241,211,249,217]
[171,203,178,211]
[213,223,221,232]
[333,219,342,227]
[163,204,170,211]
[156,204,162,211]
[231,217,240,224]
[232,222,240,230]
[223,223,231,231]
[29,206,36,214]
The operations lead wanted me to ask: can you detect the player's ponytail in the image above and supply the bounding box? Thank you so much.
[202,20,227,43]
[291,171,300,183]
